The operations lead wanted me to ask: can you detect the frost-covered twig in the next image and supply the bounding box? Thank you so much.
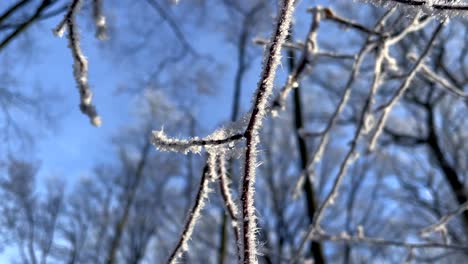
[240,0,295,262]
[217,155,242,262]
[368,21,445,152]
[92,0,107,40]
[54,0,101,127]
[254,37,355,60]
[420,201,468,237]
[166,156,218,264]
[151,130,244,154]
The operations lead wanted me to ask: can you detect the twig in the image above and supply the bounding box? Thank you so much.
[166,156,218,264]
[151,130,244,154]
[420,201,468,237]
[54,0,101,126]
[217,155,242,262]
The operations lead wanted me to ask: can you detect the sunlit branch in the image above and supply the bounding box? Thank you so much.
[151,130,244,154]
[54,0,101,126]
[166,157,217,264]
[241,0,295,262]
[217,154,242,262]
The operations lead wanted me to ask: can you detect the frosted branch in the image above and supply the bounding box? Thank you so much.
[151,130,244,154]
[240,0,295,262]
[217,155,242,262]
[166,157,217,264]
[54,0,101,127]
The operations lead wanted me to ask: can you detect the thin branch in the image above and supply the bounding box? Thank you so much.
[166,157,217,264]
[314,231,468,251]
[420,201,468,237]
[0,0,53,52]
[290,10,396,263]
[151,130,244,154]
[145,0,198,56]
[217,154,242,262]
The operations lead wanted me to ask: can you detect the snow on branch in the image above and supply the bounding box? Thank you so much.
[54,0,102,127]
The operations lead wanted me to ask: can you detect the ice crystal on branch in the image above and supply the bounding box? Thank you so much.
[54,0,103,126]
